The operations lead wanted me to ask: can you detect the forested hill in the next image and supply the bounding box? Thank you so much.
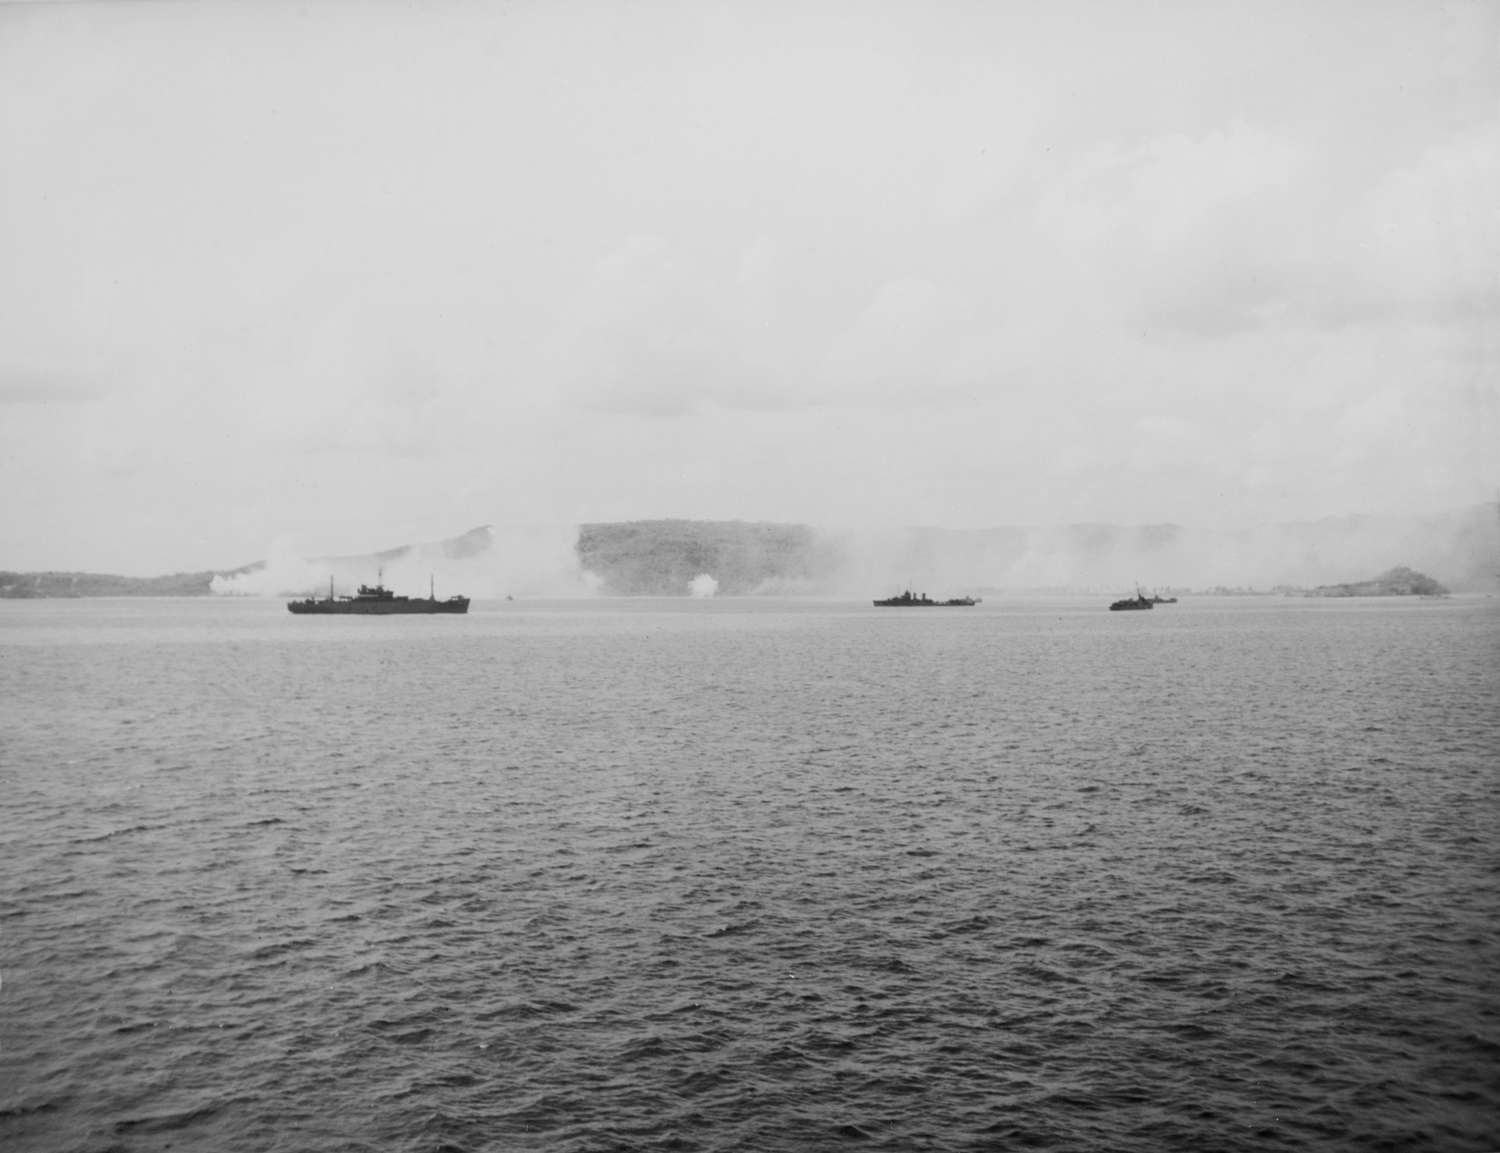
[1303,566,1450,597]
[3,504,1495,597]
[574,510,1497,596]
[0,570,220,597]
[575,520,838,595]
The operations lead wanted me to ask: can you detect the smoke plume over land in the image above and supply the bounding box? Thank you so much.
[811,508,1498,595]
[210,525,600,599]
[200,505,1497,602]
[199,506,1488,602]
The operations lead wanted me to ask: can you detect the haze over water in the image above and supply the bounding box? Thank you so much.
[3,595,1497,1152]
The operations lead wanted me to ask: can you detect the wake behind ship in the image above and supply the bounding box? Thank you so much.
[288,576,469,615]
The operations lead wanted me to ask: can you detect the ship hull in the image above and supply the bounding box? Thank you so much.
[287,598,470,615]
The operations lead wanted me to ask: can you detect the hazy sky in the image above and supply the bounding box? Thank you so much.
[2,0,1496,574]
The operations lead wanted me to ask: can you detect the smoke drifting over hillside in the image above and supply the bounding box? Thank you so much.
[210,525,599,599]
[817,515,1489,595]
[814,509,1498,595]
[207,505,1497,601]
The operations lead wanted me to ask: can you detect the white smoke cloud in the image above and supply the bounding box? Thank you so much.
[808,509,1497,595]
[210,539,330,596]
[211,508,1496,601]
[211,524,601,599]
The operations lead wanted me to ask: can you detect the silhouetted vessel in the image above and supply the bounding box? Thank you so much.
[873,590,980,607]
[1109,589,1155,611]
[288,574,469,615]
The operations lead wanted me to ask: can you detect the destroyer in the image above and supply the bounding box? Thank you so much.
[288,575,469,615]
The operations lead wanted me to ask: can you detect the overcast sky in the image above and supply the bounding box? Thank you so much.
[2,0,1496,574]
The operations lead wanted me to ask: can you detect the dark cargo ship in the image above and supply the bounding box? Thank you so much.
[873,590,980,607]
[288,575,469,615]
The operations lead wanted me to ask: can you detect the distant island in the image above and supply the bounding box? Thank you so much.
[3,507,1495,598]
[0,524,494,599]
[1298,565,1449,598]
[0,570,220,598]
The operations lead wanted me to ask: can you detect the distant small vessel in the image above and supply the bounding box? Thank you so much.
[873,589,980,607]
[1109,589,1155,611]
[288,573,470,615]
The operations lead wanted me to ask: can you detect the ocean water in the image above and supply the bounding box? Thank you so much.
[2,595,1497,1153]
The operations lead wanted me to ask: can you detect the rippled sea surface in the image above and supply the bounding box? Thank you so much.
[2,595,1497,1152]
